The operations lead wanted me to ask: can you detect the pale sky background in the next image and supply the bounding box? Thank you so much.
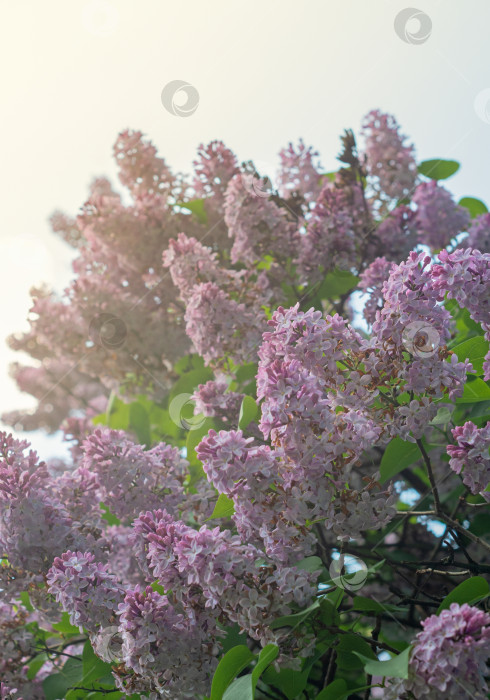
[1,0,489,459]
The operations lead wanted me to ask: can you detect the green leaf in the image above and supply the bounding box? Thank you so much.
[99,502,121,526]
[251,644,279,693]
[19,590,34,611]
[129,402,151,446]
[80,640,112,686]
[418,159,460,180]
[458,196,488,218]
[238,396,259,430]
[270,599,320,630]
[453,336,489,376]
[219,624,248,653]
[293,555,323,573]
[150,581,165,595]
[354,646,412,680]
[320,171,337,183]
[380,438,422,483]
[430,405,454,426]
[261,666,310,700]
[59,656,84,684]
[170,367,214,401]
[317,270,359,299]
[52,611,80,635]
[337,634,377,671]
[223,674,253,700]
[27,653,48,680]
[43,673,71,700]
[437,576,490,613]
[455,378,490,403]
[353,596,407,614]
[207,493,235,520]
[210,645,255,700]
[185,418,216,484]
[235,363,258,385]
[316,679,348,700]
[178,198,208,224]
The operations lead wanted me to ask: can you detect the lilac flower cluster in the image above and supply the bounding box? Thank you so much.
[47,550,124,633]
[116,586,219,699]
[385,603,490,699]
[79,428,187,522]
[412,180,470,251]
[370,251,473,437]
[191,378,244,422]
[447,421,490,497]
[466,212,490,253]
[184,281,266,365]
[358,256,393,325]
[224,172,299,266]
[361,110,418,200]
[277,139,322,203]
[192,140,238,211]
[195,301,400,555]
[132,509,317,653]
[297,180,366,282]
[0,434,80,573]
[431,247,490,379]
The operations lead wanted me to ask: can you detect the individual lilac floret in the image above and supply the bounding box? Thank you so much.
[412,180,470,251]
[361,110,418,200]
[0,684,21,700]
[46,550,124,633]
[447,421,490,497]
[385,603,490,698]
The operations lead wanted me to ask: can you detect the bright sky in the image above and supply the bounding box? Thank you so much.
[1,0,489,458]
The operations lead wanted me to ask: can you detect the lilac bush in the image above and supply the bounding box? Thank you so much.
[0,110,489,698]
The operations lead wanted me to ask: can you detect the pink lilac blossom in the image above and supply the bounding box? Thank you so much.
[368,205,417,262]
[162,233,231,303]
[384,603,490,699]
[412,180,470,251]
[361,110,418,200]
[297,181,367,283]
[46,550,124,634]
[0,433,82,573]
[370,251,473,437]
[80,428,187,522]
[192,140,238,211]
[224,172,299,266]
[116,585,219,699]
[191,379,244,422]
[0,685,21,700]
[358,256,393,325]
[431,247,490,380]
[447,421,490,496]
[131,509,317,654]
[465,212,490,252]
[184,282,266,365]
[277,140,322,203]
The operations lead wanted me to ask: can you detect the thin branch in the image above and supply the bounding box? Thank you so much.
[416,439,441,514]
